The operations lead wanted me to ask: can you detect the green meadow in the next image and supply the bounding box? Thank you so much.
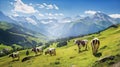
[0,24,120,67]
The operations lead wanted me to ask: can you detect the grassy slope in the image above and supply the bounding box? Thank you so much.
[0,44,12,50]
[0,21,46,47]
[0,25,120,67]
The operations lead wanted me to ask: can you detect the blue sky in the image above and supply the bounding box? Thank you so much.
[0,0,120,19]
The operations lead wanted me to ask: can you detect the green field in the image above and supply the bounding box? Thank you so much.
[0,24,120,67]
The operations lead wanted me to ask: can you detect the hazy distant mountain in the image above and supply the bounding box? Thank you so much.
[0,11,15,23]
[0,11,120,38]
[10,15,48,35]
[48,12,118,38]
[0,21,46,47]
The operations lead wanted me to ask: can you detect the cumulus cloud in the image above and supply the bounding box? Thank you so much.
[10,2,13,5]
[40,19,57,24]
[43,13,64,19]
[85,10,100,15]
[46,13,54,16]
[13,0,37,14]
[45,13,64,16]
[53,4,59,10]
[109,14,120,18]
[38,4,45,8]
[60,17,72,23]
[38,13,44,17]
[29,3,32,6]
[11,10,19,16]
[38,12,64,19]
[55,13,64,16]
[37,3,59,10]
[13,13,19,16]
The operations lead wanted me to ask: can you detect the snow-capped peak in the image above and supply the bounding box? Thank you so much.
[25,17,37,25]
[94,12,112,20]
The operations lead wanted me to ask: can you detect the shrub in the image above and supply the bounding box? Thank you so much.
[0,48,12,57]
[42,43,50,49]
[57,41,67,47]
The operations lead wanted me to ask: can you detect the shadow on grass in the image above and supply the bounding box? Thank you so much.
[11,59,19,62]
[79,49,88,53]
[35,54,42,56]
[93,52,102,57]
[21,54,42,62]
[21,56,34,62]
[100,46,107,50]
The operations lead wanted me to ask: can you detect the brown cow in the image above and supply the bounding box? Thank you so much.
[45,48,56,56]
[32,47,43,55]
[9,52,20,60]
[74,39,88,53]
[91,38,100,55]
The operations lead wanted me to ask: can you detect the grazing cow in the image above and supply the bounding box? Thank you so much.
[74,39,88,53]
[45,48,56,56]
[9,52,20,60]
[32,47,43,55]
[91,38,100,55]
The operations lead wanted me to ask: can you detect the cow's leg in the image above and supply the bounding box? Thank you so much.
[94,40,98,55]
[91,43,95,55]
[12,57,14,61]
[42,50,43,54]
[18,55,20,60]
[94,41,99,54]
[95,44,99,53]
[78,45,81,53]
[35,51,37,55]
[41,51,43,55]
[94,45,97,54]
[54,51,56,56]
[85,44,88,50]
[96,41,100,53]
[50,51,52,56]
[94,44,96,54]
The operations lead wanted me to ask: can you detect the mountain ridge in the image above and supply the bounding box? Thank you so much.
[0,21,46,48]
[0,11,120,39]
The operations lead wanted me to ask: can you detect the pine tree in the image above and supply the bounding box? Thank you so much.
[26,50,29,56]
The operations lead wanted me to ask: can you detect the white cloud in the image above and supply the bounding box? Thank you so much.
[46,4,54,9]
[59,13,64,16]
[46,13,64,17]
[41,21,49,24]
[40,19,57,24]
[37,3,59,10]
[38,13,44,17]
[29,3,32,6]
[109,14,120,18]
[46,13,53,16]
[62,20,71,23]
[13,0,37,14]
[48,17,57,19]
[10,2,13,5]
[13,13,19,16]
[53,4,59,10]
[37,12,64,19]
[44,13,64,19]
[26,17,37,25]
[38,4,45,8]
[60,17,72,23]
[11,10,19,17]
[41,20,54,24]
[85,10,99,15]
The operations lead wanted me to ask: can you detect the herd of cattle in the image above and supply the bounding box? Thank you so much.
[9,38,100,60]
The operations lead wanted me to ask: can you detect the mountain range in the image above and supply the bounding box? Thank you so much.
[0,21,46,47]
[0,11,120,39]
